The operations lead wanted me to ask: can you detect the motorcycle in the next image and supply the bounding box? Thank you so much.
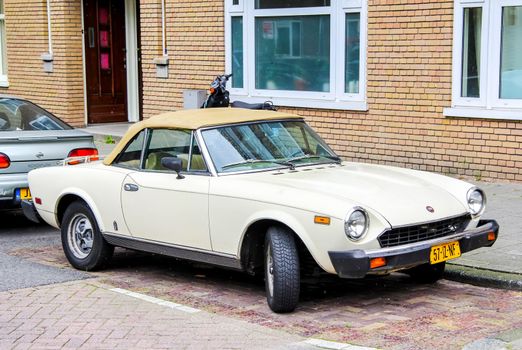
[202,74,276,111]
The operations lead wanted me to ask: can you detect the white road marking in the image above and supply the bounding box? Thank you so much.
[110,287,201,314]
[303,338,378,350]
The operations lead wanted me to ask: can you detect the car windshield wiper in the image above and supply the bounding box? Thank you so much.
[286,154,342,165]
[221,159,295,171]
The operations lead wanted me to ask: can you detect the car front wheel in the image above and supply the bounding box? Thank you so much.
[264,226,300,313]
[61,201,114,271]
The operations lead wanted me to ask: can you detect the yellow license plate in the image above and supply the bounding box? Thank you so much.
[20,188,32,200]
[430,241,461,264]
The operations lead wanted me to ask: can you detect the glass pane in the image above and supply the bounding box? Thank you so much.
[231,17,244,89]
[500,6,522,99]
[255,15,330,92]
[189,138,207,172]
[201,121,337,173]
[0,98,70,131]
[461,7,482,98]
[116,131,145,168]
[144,129,192,171]
[345,13,360,94]
[255,0,330,9]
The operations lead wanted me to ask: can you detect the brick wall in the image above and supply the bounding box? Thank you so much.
[3,0,85,126]
[3,0,520,181]
[138,0,521,182]
[140,0,224,117]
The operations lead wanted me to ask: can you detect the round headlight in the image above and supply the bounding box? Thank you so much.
[467,188,485,215]
[344,208,369,241]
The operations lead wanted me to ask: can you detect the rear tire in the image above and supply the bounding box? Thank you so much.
[406,262,446,284]
[61,201,114,271]
[264,226,300,313]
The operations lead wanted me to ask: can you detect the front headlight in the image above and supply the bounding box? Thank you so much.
[344,208,369,241]
[467,188,486,215]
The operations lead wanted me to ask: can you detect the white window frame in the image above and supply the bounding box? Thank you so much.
[446,0,522,120]
[0,3,8,87]
[224,0,367,111]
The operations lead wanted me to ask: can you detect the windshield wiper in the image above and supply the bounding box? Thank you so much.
[221,159,295,171]
[286,154,342,165]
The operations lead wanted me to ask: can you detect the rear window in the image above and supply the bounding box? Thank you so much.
[0,98,71,131]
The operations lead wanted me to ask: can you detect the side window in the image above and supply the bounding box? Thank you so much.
[143,128,208,173]
[189,138,208,172]
[114,130,146,169]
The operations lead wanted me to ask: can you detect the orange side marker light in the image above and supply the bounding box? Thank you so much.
[314,216,331,225]
[487,232,496,241]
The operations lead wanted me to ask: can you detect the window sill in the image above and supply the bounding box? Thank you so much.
[230,94,368,111]
[0,80,9,88]
[443,107,522,121]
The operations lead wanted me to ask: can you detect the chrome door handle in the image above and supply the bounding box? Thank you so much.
[124,183,139,192]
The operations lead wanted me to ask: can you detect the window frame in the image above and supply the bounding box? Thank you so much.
[448,0,522,119]
[0,0,8,87]
[224,0,367,111]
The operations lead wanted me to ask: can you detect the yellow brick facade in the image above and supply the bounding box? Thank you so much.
[3,0,85,126]
[1,0,521,181]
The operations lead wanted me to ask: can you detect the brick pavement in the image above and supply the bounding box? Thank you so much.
[0,280,306,350]
[9,244,522,350]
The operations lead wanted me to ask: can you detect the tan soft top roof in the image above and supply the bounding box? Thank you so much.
[103,108,303,165]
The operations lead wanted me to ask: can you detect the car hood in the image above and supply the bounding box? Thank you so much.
[218,162,471,227]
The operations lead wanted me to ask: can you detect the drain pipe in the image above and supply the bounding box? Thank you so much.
[154,0,169,78]
[41,0,54,72]
[161,0,167,57]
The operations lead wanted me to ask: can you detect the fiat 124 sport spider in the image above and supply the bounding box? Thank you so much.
[24,108,499,313]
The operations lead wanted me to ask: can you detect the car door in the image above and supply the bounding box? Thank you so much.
[120,128,212,250]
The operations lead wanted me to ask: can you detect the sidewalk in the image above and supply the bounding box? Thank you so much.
[82,122,522,289]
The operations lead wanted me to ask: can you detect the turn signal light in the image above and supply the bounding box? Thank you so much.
[314,216,331,225]
[487,232,496,241]
[0,152,10,169]
[67,148,99,164]
[370,257,387,269]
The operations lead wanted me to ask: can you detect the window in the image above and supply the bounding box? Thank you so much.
[448,0,522,119]
[143,129,207,173]
[0,0,7,86]
[225,0,367,110]
[115,130,146,169]
[201,120,337,173]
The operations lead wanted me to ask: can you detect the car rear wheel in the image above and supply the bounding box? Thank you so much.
[406,261,446,284]
[264,226,300,313]
[61,201,114,271]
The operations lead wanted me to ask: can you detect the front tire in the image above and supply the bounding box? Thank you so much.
[406,262,446,284]
[264,226,300,313]
[61,201,114,271]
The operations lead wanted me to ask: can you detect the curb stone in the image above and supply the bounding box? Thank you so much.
[445,264,522,291]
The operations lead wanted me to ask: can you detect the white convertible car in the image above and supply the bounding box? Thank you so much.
[24,108,499,313]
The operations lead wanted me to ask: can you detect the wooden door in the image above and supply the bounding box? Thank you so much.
[84,0,127,123]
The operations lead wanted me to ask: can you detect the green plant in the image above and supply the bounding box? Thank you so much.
[104,135,115,144]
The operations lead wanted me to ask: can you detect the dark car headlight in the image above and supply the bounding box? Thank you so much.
[344,207,369,241]
[467,188,486,215]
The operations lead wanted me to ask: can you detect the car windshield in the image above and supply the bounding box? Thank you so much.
[201,120,340,173]
[0,98,71,131]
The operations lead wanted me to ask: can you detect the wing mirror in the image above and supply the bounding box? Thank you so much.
[161,157,185,179]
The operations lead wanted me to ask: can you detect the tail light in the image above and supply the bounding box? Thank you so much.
[0,152,10,169]
[67,148,99,165]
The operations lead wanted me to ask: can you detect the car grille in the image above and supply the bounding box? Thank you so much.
[378,214,472,248]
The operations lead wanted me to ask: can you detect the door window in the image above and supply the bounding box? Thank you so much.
[143,129,207,173]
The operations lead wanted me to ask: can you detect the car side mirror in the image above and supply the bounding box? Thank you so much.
[161,157,185,179]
